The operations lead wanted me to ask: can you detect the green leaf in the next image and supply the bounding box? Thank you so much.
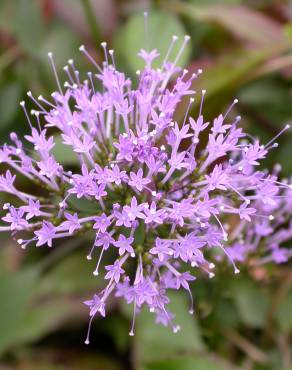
[0,268,38,354]
[181,46,285,120]
[13,0,45,57]
[52,135,80,165]
[13,350,122,370]
[0,84,21,130]
[40,23,81,66]
[14,300,71,345]
[38,252,99,296]
[169,2,282,46]
[275,292,292,333]
[190,0,242,4]
[276,138,292,176]
[136,292,204,364]
[143,354,230,370]
[113,10,191,75]
[213,299,239,329]
[68,196,101,214]
[38,23,82,92]
[231,278,270,328]
[0,0,17,32]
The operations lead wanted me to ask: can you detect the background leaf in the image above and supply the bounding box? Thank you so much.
[136,292,204,365]
[113,9,191,74]
[143,354,232,370]
[275,291,292,333]
[0,268,38,354]
[231,278,270,328]
[168,2,282,46]
[0,83,21,130]
[12,0,45,57]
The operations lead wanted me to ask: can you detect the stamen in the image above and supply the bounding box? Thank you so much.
[265,124,290,148]
[79,45,102,73]
[129,299,137,336]
[108,49,116,69]
[144,12,149,51]
[27,91,47,113]
[101,42,109,66]
[93,246,105,276]
[173,325,181,333]
[223,98,238,120]
[161,35,190,90]
[38,95,57,109]
[173,35,190,67]
[183,97,195,126]
[198,89,206,118]
[84,315,94,345]
[186,286,194,315]
[20,101,33,129]
[163,35,178,67]
[87,72,96,94]
[48,52,63,95]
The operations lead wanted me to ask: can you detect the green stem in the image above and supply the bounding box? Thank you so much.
[37,237,82,273]
[0,45,22,72]
[80,0,102,45]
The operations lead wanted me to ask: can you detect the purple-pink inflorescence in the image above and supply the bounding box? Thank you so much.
[0,31,292,343]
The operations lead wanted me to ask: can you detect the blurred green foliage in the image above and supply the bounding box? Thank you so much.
[0,0,291,369]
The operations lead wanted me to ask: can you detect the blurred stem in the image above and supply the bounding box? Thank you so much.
[237,102,278,135]
[80,0,102,45]
[275,333,291,368]
[262,271,292,358]
[37,238,82,273]
[225,330,268,364]
[0,45,22,71]
[248,54,292,81]
[266,271,292,328]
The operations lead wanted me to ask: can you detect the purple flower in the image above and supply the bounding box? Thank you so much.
[95,232,114,250]
[143,202,165,224]
[25,128,55,152]
[93,183,107,200]
[138,49,160,67]
[105,260,125,283]
[150,238,173,262]
[38,156,61,178]
[2,206,28,230]
[21,199,41,220]
[238,203,257,222]
[93,213,111,233]
[107,165,128,185]
[35,221,56,247]
[60,213,81,234]
[114,235,135,256]
[128,169,151,192]
[0,28,291,341]
[123,197,146,221]
[84,294,105,317]
[174,272,196,290]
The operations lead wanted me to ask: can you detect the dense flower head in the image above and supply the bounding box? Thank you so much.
[0,31,292,342]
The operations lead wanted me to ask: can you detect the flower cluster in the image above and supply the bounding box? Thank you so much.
[0,33,291,342]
